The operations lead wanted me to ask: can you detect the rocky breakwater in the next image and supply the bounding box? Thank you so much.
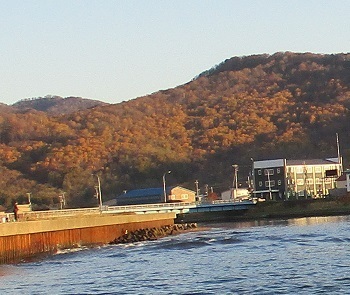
[110,223,197,244]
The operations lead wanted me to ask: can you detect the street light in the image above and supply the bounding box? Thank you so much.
[26,192,32,211]
[93,174,103,212]
[26,192,32,205]
[163,170,171,203]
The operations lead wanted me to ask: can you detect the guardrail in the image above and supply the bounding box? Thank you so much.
[25,207,101,219]
[1,203,194,222]
[1,199,255,222]
[106,202,196,212]
[1,207,101,222]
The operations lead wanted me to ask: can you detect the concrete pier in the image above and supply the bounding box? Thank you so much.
[0,212,175,264]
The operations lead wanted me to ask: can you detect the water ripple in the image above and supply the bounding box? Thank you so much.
[2,216,350,294]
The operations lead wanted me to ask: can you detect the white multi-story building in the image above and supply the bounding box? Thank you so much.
[286,158,342,198]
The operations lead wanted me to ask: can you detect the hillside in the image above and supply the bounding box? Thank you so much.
[0,103,15,114]
[12,95,108,115]
[0,52,349,209]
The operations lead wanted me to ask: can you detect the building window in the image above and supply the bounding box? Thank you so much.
[278,180,282,186]
[297,179,304,185]
[181,194,188,200]
[265,180,275,187]
[258,170,262,175]
[315,167,322,173]
[259,181,262,187]
[277,168,281,174]
[297,167,304,174]
[264,169,274,176]
[306,178,314,185]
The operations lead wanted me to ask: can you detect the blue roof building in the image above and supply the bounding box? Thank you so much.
[117,186,196,206]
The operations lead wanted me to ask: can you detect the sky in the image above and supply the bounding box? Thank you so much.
[1,0,349,105]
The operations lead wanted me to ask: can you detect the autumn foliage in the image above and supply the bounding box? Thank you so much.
[0,52,350,209]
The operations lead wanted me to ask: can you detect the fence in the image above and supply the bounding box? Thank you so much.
[1,199,254,223]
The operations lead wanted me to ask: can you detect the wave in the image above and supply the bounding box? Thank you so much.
[152,231,245,251]
[55,246,89,256]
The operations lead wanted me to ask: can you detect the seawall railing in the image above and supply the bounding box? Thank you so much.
[0,200,256,263]
[1,199,256,223]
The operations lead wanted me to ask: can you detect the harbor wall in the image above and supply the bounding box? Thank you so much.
[175,210,248,223]
[0,212,175,264]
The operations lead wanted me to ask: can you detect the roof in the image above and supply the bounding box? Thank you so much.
[170,186,196,194]
[253,189,280,193]
[120,187,165,198]
[336,174,347,181]
[119,186,195,198]
[254,159,285,169]
[286,157,340,166]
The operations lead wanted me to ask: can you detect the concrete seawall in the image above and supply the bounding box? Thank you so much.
[0,212,175,264]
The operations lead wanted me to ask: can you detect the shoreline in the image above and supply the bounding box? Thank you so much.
[176,196,350,223]
[2,197,350,264]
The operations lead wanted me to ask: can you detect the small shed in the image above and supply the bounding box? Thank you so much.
[221,188,250,201]
[117,186,196,206]
[18,204,32,213]
[335,174,347,189]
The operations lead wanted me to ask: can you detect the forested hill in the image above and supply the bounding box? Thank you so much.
[12,95,108,115]
[0,52,350,209]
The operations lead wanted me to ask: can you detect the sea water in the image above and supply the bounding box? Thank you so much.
[1,216,350,294]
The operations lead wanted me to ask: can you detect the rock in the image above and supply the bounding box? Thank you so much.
[109,223,198,244]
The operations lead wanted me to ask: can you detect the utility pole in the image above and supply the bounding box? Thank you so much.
[163,171,171,203]
[250,158,255,194]
[92,174,103,212]
[232,164,239,201]
[195,180,199,201]
[336,133,343,173]
[267,169,272,200]
[204,184,209,196]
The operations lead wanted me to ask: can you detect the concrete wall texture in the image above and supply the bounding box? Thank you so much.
[0,212,175,264]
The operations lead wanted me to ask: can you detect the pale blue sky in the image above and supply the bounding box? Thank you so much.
[1,0,349,105]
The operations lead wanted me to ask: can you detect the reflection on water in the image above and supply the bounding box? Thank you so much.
[287,215,349,226]
[0,264,20,277]
[209,215,350,229]
[1,215,350,294]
